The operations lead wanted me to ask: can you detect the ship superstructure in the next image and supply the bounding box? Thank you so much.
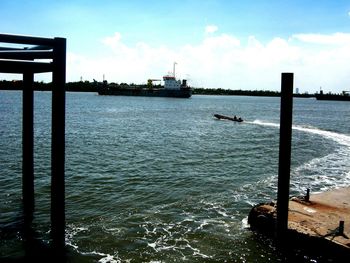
[98,62,192,98]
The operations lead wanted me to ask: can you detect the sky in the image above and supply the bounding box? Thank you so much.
[1,0,350,93]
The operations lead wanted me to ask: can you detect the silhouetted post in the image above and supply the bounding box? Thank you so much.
[1,34,67,260]
[305,188,310,202]
[51,37,66,250]
[276,73,294,241]
[22,72,34,224]
[338,221,345,235]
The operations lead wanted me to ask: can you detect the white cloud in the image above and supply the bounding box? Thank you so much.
[293,33,350,45]
[205,25,218,34]
[102,32,122,47]
[65,31,350,93]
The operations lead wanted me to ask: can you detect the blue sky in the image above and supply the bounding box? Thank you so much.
[1,0,350,92]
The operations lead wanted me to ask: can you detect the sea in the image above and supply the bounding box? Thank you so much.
[0,91,349,262]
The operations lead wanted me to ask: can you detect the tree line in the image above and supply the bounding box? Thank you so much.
[0,80,313,97]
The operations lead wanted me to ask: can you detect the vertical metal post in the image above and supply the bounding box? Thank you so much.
[51,37,66,250]
[276,73,294,241]
[22,72,34,224]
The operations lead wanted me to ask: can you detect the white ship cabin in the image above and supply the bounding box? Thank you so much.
[163,75,187,90]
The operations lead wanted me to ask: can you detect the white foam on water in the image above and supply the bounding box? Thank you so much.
[186,243,212,259]
[250,120,350,191]
[65,224,123,263]
[196,219,210,231]
[241,217,249,229]
[79,250,122,263]
[98,254,121,263]
[292,125,350,191]
[65,224,89,249]
[292,125,350,147]
[141,212,223,260]
[250,119,350,147]
[248,120,280,128]
[217,209,229,217]
[292,149,350,192]
[147,242,158,251]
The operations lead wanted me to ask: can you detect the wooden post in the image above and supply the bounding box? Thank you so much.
[22,72,34,224]
[51,37,66,250]
[276,73,294,241]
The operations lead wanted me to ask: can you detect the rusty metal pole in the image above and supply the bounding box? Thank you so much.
[22,72,34,224]
[51,37,66,250]
[276,73,294,241]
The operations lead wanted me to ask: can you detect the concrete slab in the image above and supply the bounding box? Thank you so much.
[248,187,350,258]
[288,187,350,249]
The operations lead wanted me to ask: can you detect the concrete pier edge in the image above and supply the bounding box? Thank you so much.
[248,187,350,259]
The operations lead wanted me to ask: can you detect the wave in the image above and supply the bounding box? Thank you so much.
[65,224,122,262]
[248,120,350,192]
[249,120,350,147]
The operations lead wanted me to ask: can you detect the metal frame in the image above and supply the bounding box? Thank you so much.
[0,33,66,250]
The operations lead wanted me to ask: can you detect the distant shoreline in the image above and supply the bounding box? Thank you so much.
[0,80,314,98]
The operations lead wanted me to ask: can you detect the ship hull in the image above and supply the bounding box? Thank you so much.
[315,94,350,101]
[98,88,192,98]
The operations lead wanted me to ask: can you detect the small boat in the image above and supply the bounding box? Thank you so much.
[214,114,243,122]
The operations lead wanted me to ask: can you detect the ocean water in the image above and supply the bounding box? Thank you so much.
[0,91,349,262]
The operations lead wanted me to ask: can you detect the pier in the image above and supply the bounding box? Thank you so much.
[249,188,350,256]
[288,187,350,247]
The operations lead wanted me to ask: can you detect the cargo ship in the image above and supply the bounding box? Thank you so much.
[98,63,192,98]
[315,89,350,101]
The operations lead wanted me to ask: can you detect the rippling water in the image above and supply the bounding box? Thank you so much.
[1,91,349,262]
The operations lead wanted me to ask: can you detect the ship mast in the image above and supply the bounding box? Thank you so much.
[173,62,177,77]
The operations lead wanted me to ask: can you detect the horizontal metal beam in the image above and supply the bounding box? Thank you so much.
[0,50,53,60]
[0,46,22,51]
[0,45,52,51]
[28,45,52,51]
[0,33,56,46]
[0,60,53,73]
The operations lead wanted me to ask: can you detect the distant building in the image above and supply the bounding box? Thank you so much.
[295,87,299,94]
